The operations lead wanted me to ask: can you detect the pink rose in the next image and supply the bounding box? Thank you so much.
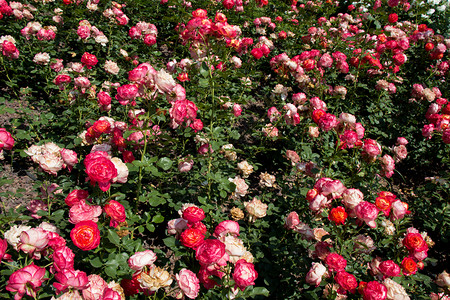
[81,52,98,69]
[335,271,357,293]
[232,259,258,290]
[65,190,89,207]
[18,228,49,259]
[116,84,138,105]
[318,113,339,132]
[196,239,228,268]
[60,149,78,170]
[362,139,382,158]
[378,260,401,277]
[102,288,121,300]
[53,246,75,273]
[182,206,205,224]
[325,253,347,272]
[380,154,395,178]
[355,201,379,228]
[69,199,102,224]
[305,262,327,286]
[155,68,176,93]
[393,145,407,161]
[128,250,157,271]
[214,220,240,238]
[82,274,108,300]
[0,128,15,150]
[6,263,46,300]
[176,269,200,299]
[318,53,333,68]
[178,158,194,173]
[167,218,188,236]
[267,107,281,122]
[285,211,300,230]
[104,200,126,227]
[321,179,346,199]
[84,151,118,192]
[342,188,364,210]
[169,99,198,124]
[97,91,112,111]
[233,103,242,117]
[362,281,387,300]
[309,194,329,213]
[54,269,89,293]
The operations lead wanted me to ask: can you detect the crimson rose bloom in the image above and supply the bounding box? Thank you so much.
[104,200,126,227]
[70,220,101,251]
[180,228,205,249]
[233,259,258,290]
[182,206,205,224]
[65,189,89,207]
[378,260,401,277]
[362,281,387,300]
[195,239,227,266]
[0,128,15,150]
[325,253,347,272]
[6,263,46,299]
[84,151,117,192]
[81,52,98,69]
[335,271,357,293]
[402,233,427,252]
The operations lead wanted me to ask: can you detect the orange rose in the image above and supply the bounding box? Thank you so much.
[70,221,100,251]
[401,257,417,275]
[328,206,347,225]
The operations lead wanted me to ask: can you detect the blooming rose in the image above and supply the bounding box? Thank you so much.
[363,281,387,300]
[328,206,348,225]
[104,60,120,75]
[155,69,176,93]
[402,232,427,252]
[326,253,347,272]
[18,228,49,259]
[362,139,382,159]
[69,199,102,224]
[182,206,205,224]
[353,235,375,253]
[355,201,379,228]
[84,151,118,192]
[82,275,108,300]
[285,211,300,229]
[214,220,240,238]
[167,218,188,236]
[0,128,15,150]
[383,278,410,300]
[233,259,258,290]
[196,239,228,268]
[318,113,339,132]
[379,260,401,277]
[138,266,173,292]
[237,160,254,178]
[70,220,101,251]
[221,235,246,264]
[335,271,357,293]
[176,269,200,299]
[116,84,138,105]
[180,228,205,249]
[305,262,327,286]
[244,198,268,221]
[111,157,128,184]
[436,271,450,288]
[81,52,98,69]
[342,188,364,210]
[128,250,157,271]
[65,189,89,207]
[104,200,126,227]
[54,269,89,293]
[6,263,46,300]
[53,246,75,273]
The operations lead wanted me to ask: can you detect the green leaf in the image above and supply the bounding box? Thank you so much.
[90,257,103,268]
[163,236,176,248]
[146,223,155,232]
[199,78,209,88]
[248,287,270,298]
[104,266,117,277]
[107,229,121,246]
[200,62,210,78]
[152,214,164,223]
[157,157,173,170]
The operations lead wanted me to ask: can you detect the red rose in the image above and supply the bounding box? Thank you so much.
[362,281,387,300]
[328,207,348,225]
[402,233,427,252]
[84,151,118,192]
[81,52,98,69]
[401,257,417,275]
[388,13,398,23]
[325,253,347,272]
[65,189,89,207]
[182,206,205,224]
[251,48,263,60]
[335,271,357,293]
[195,239,227,266]
[104,200,126,227]
[232,259,258,290]
[180,228,205,249]
[378,260,401,277]
[70,220,101,251]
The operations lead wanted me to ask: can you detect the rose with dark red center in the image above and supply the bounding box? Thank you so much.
[81,52,98,69]
[325,253,347,272]
[378,260,401,277]
[70,220,101,251]
[195,239,228,267]
[328,206,348,225]
[402,233,427,252]
[401,257,417,275]
[335,271,358,293]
